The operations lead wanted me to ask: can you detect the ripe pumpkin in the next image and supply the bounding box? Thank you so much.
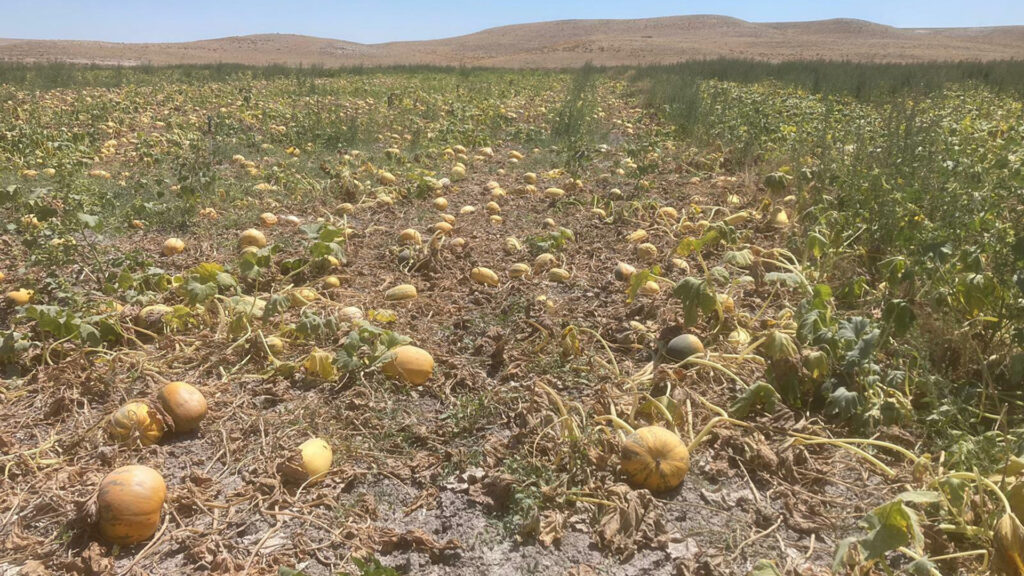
[399,229,423,246]
[382,345,434,385]
[385,284,418,301]
[5,289,33,306]
[508,263,530,278]
[265,335,285,356]
[259,212,278,227]
[547,268,571,283]
[664,334,705,363]
[433,197,449,211]
[239,228,267,249]
[636,243,658,261]
[620,426,690,492]
[323,276,341,289]
[471,267,500,286]
[107,401,165,445]
[157,382,207,433]
[544,187,565,200]
[97,465,166,545]
[162,237,185,256]
[614,262,636,282]
[136,305,173,332]
[993,513,1024,576]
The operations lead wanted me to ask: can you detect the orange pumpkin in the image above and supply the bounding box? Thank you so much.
[157,382,207,433]
[620,426,690,492]
[162,237,185,256]
[97,465,166,545]
[107,401,165,445]
[382,345,434,385]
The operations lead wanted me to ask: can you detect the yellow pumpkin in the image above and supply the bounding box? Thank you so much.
[382,345,434,385]
[135,305,173,332]
[162,237,185,256]
[620,426,690,492]
[433,197,449,211]
[993,513,1024,576]
[239,228,267,249]
[547,268,571,283]
[279,438,332,483]
[97,465,166,545]
[385,284,418,301]
[470,267,500,286]
[5,288,33,306]
[107,401,165,445]
[259,212,278,227]
[614,262,636,282]
[323,275,341,289]
[157,382,207,433]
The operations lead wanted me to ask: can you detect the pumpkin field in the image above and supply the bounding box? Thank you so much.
[1,63,1022,575]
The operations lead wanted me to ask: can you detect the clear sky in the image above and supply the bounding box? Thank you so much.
[1,0,1021,43]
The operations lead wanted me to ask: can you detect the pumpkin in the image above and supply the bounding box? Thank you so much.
[157,382,207,433]
[508,263,530,278]
[523,172,537,184]
[503,237,522,254]
[259,212,278,227]
[548,268,571,283]
[433,197,448,211]
[135,305,173,333]
[534,253,557,271]
[399,229,423,246]
[544,187,565,200]
[636,243,658,261]
[5,288,33,306]
[993,513,1024,576]
[664,334,705,362]
[323,276,341,289]
[620,426,690,492]
[277,438,332,483]
[657,207,679,221]
[162,237,184,256]
[772,209,790,228]
[385,284,418,301]
[485,201,501,215]
[337,203,355,215]
[97,465,166,545]
[107,401,165,445]
[289,287,319,305]
[382,345,434,385]
[239,228,267,249]
[265,335,285,356]
[471,267,500,286]
[627,229,649,243]
[614,262,636,282]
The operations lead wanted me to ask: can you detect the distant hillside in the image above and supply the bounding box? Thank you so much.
[2,15,1024,67]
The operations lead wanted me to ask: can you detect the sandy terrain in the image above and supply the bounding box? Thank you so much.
[1,15,1024,67]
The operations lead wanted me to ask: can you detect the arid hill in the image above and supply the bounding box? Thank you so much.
[2,15,1024,67]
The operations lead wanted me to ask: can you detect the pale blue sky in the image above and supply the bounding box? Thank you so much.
[1,0,1021,43]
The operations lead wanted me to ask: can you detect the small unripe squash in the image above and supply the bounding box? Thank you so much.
[97,465,166,545]
[108,401,165,445]
[239,228,267,249]
[5,288,33,306]
[385,284,418,301]
[382,345,434,385]
[162,237,185,256]
[157,382,207,433]
[621,426,690,492]
[664,334,705,362]
[471,267,500,286]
